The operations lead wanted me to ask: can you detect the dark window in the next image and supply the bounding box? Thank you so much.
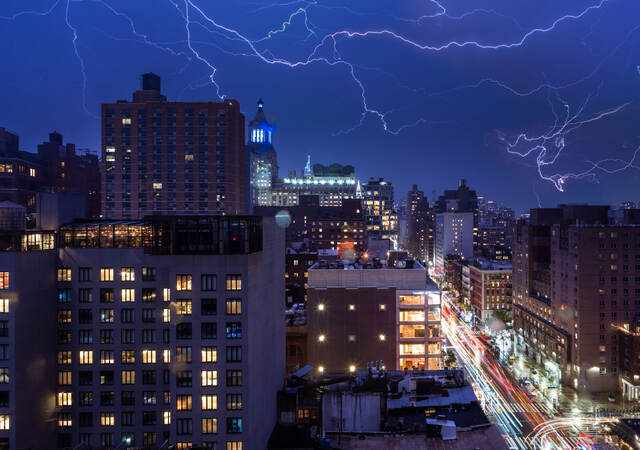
[142,267,156,281]
[79,267,92,282]
[57,288,71,303]
[0,391,8,407]
[78,330,93,344]
[100,329,114,344]
[177,418,192,435]
[100,288,114,303]
[100,391,114,406]
[79,412,92,427]
[225,322,242,339]
[100,371,114,385]
[121,411,135,426]
[142,329,156,344]
[79,391,93,406]
[143,370,157,385]
[122,329,135,344]
[142,308,155,323]
[142,288,156,302]
[226,369,242,386]
[79,309,92,324]
[201,322,217,339]
[201,274,216,291]
[57,330,71,344]
[79,371,92,386]
[121,309,135,323]
[79,288,93,303]
[121,391,135,406]
[177,323,192,340]
[201,298,217,315]
[143,411,157,425]
[176,370,192,387]
[226,346,242,362]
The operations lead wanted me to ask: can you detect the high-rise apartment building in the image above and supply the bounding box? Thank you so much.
[404,184,434,265]
[307,259,442,372]
[101,73,247,219]
[434,211,474,275]
[53,216,283,449]
[435,179,478,248]
[363,178,397,242]
[511,205,640,393]
[468,259,512,325]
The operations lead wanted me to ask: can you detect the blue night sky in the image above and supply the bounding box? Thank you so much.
[1,0,639,212]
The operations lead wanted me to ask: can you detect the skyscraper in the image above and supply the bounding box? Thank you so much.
[363,178,397,242]
[247,99,278,209]
[101,73,247,219]
[404,184,434,265]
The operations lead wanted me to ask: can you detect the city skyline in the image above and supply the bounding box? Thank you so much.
[1,0,639,212]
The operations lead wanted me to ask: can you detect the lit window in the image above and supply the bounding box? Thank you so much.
[318,334,325,342]
[100,350,114,365]
[120,268,135,282]
[163,411,171,425]
[318,303,325,311]
[225,275,242,291]
[348,304,355,311]
[29,168,36,177]
[121,288,135,302]
[58,371,72,386]
[201,394,218,411]
[58,413,72,427]
[227,441,242,450]
[379,304,386,311]
[0,299,8,313]
[201,370,217,386]
[100,268,114,282]
[121,370,135,385]
[153,182,162,190]
[348,335,356,342]
[122,117,132,125]
[201,346,217,363]
[176,300,192,315]
[163,309,171,323]
[379,334,386,341]
[163,288,171,302]
[163,349,171,363]
[100,412,115,426]
[142,350,156,364]
[0,368,8,384]
[79,351,93,365]
[57,268,72,282]
[177,394,192,411]
[202,417,218,434]
[226,299,242,315]
[57,392,72,406]
[0,273,8,290]
[176,275,192,291]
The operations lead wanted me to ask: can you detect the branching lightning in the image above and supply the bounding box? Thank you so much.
[1,0,636,192]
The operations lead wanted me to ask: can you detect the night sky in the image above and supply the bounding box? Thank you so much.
[1,0,639,212]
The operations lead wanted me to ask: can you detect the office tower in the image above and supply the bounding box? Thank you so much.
[52,215,283,448]
[434,211,474,275]
[247,99,278,209]
[101,73,246,219]
[307,258,442,372]
[362,178,398,242]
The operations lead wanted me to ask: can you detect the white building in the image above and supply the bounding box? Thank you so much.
[434,211,474,275]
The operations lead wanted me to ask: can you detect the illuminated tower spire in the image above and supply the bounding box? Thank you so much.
[304,154,312,178]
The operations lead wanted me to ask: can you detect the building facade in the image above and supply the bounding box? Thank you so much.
[101,73,247,219]
[362,178,397,243]
[247,99,278,209]
[404,184,434,266]
[307,260,441,372]
[468,259,512,325]
[434,211,474,276]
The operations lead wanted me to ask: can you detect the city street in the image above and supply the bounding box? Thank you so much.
[441,293,609,449]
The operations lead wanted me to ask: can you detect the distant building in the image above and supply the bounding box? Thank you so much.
[363,178,398,242]
[467,259,512,325]
[404,184,434,265]
[307,258,442,372]
[269,160,360,207]
[0,128,99,219]
[435,179,478,247]
[285,249,317,305]
[434,211,474,276]
[247,99,278,208]
[101,73,247,218]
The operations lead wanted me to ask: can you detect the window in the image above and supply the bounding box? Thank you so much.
[79,412,92,427]
[121,289,135,302]
[227,418,243,434]
[226,299,242,315]
[57,391,72,406]
[57,288,71,303]
[79,309,92,324]
[58,330,71,344]
[57,268,72,282]
[176,346,192,363]
[121,309,135,323]
[0,273,7,290]
[120,267,135,281]
[57,351,72,365]
[226,323,242,339]
[100,330,114,344]
[177,323,192,339]
[226,369,242,386]
[142,411,156,426]
[142,288,156,302]
[0,344,11,360]
[121,411,135,426]
[142,267,156,281]
[0,369,9,384]
[143,391,156,405]
[79,267,92,282]
[226,346,242,362]
[202,322,217,339]
[202,298,217,315]
[142,370,157,385]
[100,288,114,303]
[176,274,192,291]
[0,299,7,313]
[163,349,171,363]
[202,417,218,434]
[142,350,157,364]
[226,275,242,291]
[177,394,192,411]
[79,330,93,344]
[79,288,93,303]
[163,288,171,302]
[121,370,135,385]
[79,392,92,406]
[100,268,114,282]
[79,351,93,365]
[177,418,192,435]
[58,371,72,386]
[100,412,115,426]
[176,300,192,315]
[201,370,217,386]
[226,393,242,410]
[227,442,242,450]
[100,309,114,323]
[202,346,217,363]
[201,274,216,291]
[99,371,113,385]
[163,411,171,425]
[177,370,192,387]
[122,350,135,364]
[57,309,72,324]
[100,350,114,364]
[163,308,171,323]
[202,394,218,410]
